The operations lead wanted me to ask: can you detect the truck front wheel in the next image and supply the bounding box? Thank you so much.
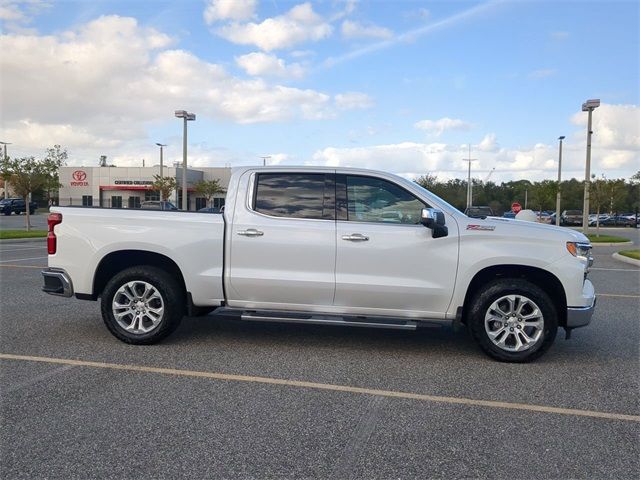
[467,279,558,362]
[100,266,185,344]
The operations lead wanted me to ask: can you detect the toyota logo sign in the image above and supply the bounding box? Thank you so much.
[72,170,87,181]
[70,170,89,186]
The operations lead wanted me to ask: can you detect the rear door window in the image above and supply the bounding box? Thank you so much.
[254,173,333,220]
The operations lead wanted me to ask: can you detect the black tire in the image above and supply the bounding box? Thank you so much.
[467,278,558,362]
[100,265,185,345]
[3,211,9,216]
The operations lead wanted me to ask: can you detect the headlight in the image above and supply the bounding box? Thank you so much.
[566,241,594,267]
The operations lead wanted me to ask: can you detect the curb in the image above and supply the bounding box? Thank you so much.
[612,252,640,267]
[0,237,46,244]
[591,241,634,247]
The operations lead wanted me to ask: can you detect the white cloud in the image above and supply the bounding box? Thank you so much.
[0,15,367,162]
[330,0,358,21]
[414,117,472,136]
[571,103,640,169]
[216,2,332,51]
[290,49,315,58]
[310,141,560,183]
[550,31,569,40]
[235,52,306,78]
[334,92,374,110]
[311,106,640,183]
[478,133,498,152]
[203,0,256,24]
[0,0,51,33]
[341,20,393,40]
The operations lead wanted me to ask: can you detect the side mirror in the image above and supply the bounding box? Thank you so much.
[420,208,448,238]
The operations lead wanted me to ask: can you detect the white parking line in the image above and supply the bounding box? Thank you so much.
[2,353,639,423]
[0,256,48,263]
[591,268,640,272]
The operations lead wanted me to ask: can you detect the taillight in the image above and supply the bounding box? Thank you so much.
[47,213,62,254]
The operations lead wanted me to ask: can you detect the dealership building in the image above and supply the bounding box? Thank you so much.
[58,166,232,210]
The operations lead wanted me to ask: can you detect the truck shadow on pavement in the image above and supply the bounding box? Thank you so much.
[168,313,494,361]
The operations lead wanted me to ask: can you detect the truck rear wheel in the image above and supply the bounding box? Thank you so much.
[467,279,558,362]
[100,266,185,345]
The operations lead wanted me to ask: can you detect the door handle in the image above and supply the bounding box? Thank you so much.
[237,228,264,237]
[341,233,369,242]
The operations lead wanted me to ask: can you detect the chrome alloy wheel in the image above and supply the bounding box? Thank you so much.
[112,281,165,334]
[484,294,544,352]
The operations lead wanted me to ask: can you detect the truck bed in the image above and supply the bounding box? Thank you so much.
[49,206,225,306]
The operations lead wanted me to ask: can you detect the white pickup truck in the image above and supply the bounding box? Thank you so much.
[42,167,596,362]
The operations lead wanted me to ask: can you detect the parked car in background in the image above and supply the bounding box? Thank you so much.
[588,214,611,226]
[535,212,553,224]
[464,206,494,218]
[502,211,516,219]
[596,215,636,227]
[198,206,222,213]
[561,210,583,226]
[620,213,638,223]
[0,198,37,215]
[140,201,178,211]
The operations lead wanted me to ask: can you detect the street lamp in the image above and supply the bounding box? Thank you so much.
[581,99,600,233]
[155,143,167,178]
[0,141,11,199]
[555,136,565,226]
[174,110,196,210]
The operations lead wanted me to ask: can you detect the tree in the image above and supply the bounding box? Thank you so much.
[590,174,607,236]
[1,146,66,231]
[415,174,438,191]
[194,179,226,207]
[529,180,557,215]
[41,145,68,204]
[605,179,627,214]
[151,175,177,201]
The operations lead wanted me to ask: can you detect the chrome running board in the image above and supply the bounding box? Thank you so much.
[240,312,418,330]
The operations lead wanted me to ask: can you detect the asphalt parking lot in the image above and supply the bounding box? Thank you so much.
[0,211,48,230]
[1,229,638,479]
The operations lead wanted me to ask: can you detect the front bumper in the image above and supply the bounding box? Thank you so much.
[566,297,596,328]
[42,268,74,297]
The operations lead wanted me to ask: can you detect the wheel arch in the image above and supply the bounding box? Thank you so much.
[92,250,187,300]
[461,264,567,327]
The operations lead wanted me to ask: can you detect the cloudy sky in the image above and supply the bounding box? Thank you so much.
[1,0,638,183]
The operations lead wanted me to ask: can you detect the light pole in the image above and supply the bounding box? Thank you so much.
[155,143,167,178]
[0,141,11,199]
[174,110,196,210]
[260,155,271,166]
[555,136,565,226]
[463,144,477,210]
[581,99,600,233]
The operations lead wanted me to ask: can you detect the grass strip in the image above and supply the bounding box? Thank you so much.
[0,229,47,239]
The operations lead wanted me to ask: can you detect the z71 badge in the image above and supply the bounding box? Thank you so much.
[467,224,496,231]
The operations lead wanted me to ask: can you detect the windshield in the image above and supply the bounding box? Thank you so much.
[0,199,9,205]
